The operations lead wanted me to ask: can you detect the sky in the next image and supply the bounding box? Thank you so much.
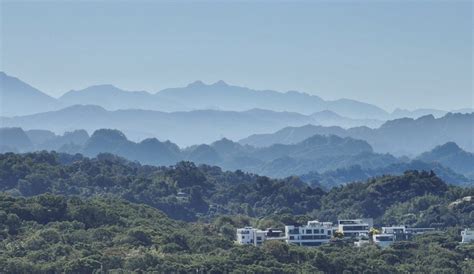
[0,0,472,111]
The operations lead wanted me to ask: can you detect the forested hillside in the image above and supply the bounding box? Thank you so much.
[1,151,472,227]
[0,151,473,272]
[0,190,473,272]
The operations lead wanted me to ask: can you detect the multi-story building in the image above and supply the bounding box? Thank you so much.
[461,228,474,244]
[236,227,284,246]
[382,225,435,241]
[236,219,439,249]
[285,220,336,246]
[337,219,373,238]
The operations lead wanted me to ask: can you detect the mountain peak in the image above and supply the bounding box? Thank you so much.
[432,142,462,154]
[187,80,206,88]
[212,80,228,87]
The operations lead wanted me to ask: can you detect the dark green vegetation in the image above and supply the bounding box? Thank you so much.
[0,151,473,272]
[1,151,473,226]
[301,160,473,189]
[0,192,473,272]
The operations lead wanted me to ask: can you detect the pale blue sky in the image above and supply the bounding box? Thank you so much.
[1,0,472,111]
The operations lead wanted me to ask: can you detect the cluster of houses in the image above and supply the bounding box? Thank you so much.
[237,218,474,248]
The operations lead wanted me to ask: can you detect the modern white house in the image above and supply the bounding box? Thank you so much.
[236,227,284,246]
[337,219,373,238]
[382,225,435,241]
[461,228,474,244]
[372,233,395,248]
[236,219,440,249]
[285,220,336,246]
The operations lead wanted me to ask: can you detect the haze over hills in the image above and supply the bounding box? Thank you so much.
[1,127,473,187]
[1,71,470,121]
[59,84,187,112]
[416,142,474,178]
[240,113,474,156]
[0,105,384,146]
[156,80,388,119]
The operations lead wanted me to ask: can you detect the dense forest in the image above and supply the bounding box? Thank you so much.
[0,194,473,272]
[0,151,473,272]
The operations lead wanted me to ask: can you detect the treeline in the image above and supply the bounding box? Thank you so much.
[0,151,473,228]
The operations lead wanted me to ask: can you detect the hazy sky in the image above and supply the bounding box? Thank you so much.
[1,0,472,111]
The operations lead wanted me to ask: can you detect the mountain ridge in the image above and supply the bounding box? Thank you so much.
[3,71,471,120]
[240,113,474,156]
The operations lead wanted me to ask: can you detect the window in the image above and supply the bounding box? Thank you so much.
[327,230,331,235]
[242,236,245,239]
[289,228,300,235]
[289,236,294,240]
[343,226,368,231]
[306,229,312,234]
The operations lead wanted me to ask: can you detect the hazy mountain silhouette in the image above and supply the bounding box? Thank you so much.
[417,142,474,178]
[240,113,474,156]
[0,127,89,153]
[60,84,186,112]
[184,134,399,176]
[61,80,388,120]
[156,80,388,119]
[390,107,474,119]
[0,105,320,146]
[83,129,181,166]
[1,126,471,185]
[2,71,467,123]
[0,72,63,116]
[311,110,382,128]
[0,127,33,152]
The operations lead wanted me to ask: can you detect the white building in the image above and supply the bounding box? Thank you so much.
[285,220,336,246]
[372,233,395,248]
[236,227,284,246]
[382,225,434,241]
[338,219,373,238]
[461,228,474,244]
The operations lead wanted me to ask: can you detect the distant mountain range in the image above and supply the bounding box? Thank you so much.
[1,104,472,150]
[240,113,474,156]
[0,105,383,146]
[2,71,471,120]
[1,127,472,187]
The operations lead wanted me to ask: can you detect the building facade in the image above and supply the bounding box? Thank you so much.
[285,220,336,246]
[461,228,474,244]
[337,219,373,238]
[236,227,284,246]
[236,219,439,249]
